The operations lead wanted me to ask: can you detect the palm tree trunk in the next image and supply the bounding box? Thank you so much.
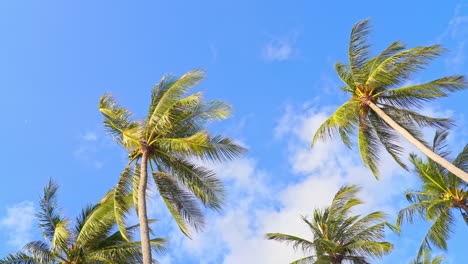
[138,150,152,264]
[367,101,468,183]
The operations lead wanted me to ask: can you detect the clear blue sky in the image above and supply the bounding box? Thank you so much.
[1,1,467,263]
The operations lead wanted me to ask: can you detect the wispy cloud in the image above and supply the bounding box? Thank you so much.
[0,201,35,249]
[437,4,468,72]
[261,30,300,62]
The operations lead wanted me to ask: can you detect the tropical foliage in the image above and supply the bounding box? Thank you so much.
[99,69,246,262]
[397,130,468,257]
[409,250,445,264]
[0,180,166,264]
[266,185,394,264]
[311,19,468,180]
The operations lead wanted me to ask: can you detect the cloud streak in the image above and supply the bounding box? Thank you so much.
[0,201,35,249]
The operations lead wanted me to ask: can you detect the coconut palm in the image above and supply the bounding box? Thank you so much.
[99,69,245,263]
[397,130,468,257]
[311,19,468,181]
[409,250,445,264]
[0,179,166,264]
[266,185,393,264]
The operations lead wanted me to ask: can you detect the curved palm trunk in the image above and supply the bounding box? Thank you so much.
[138,151,152,264]
[367,102,468,183]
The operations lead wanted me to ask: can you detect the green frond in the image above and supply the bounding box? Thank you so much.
[367,45,446,91]
[146,69,206,140]
[99,93,142,151]
[37,179,67,244]
[50,220,70,253]
[289,256,316,264]
[410,250,445,264]
[368,111,408,170]
[417,209,454,257]
[155,132,246,163]
[335,62,355,90]
[347,240,393,258]
[452,144,468,175]
[348,19,372,86]
[22,241,52,262]
[0,253,36,264]
[358,123,380,178]
[431,130,451,159]
[113,165,133,242]
[366,41,407,78]
[153,153,225,211]
[132,163,140,216]
[153,172,205,237]
[311,100,360,148]
[75,192,116,247]
[265,233,315,252]
[377,75,467,108]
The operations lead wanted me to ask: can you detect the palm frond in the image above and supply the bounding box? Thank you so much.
[153,172,205,237]
[312,100,360,148]
[377,76,467,108]
[0,253,36,264]
[146,69,205,141]
[36,179,67,244]
[113,165,134,242]
[348,19,372,86]
[22,241,53,262]
[154,153,225,211]
[265,233,315,252]
[358,122,380,178]
[367,45,446,91]
[99,93,142,151]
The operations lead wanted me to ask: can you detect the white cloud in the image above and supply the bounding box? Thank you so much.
[0,201,35,249]
[82,131,98,141]
[437,4,468,72]
[261,31,299,62]
[155,102,420,263]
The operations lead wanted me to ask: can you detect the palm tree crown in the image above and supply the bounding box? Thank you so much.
[312,19,468,179]
[99,69,246,263]
[397,130,468,257]
[0,180,166,264]
[266,185,394,264]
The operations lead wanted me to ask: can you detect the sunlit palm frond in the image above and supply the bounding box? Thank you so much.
[377,76,467,108]
[367,45,446,92]
[113,165,134,242]
[99,93,142,151]
[0,253,36,264]
[312,100,360,148]
[146,70,205,140]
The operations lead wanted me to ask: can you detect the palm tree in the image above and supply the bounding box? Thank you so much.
[266,185,393,264]
[409,250,445,264]
[0,179,166,264]
[397,130,468,257]
[311,19,468,181]
[99,69,245,263]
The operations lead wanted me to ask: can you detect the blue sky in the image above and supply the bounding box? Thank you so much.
[1,1,468,263]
